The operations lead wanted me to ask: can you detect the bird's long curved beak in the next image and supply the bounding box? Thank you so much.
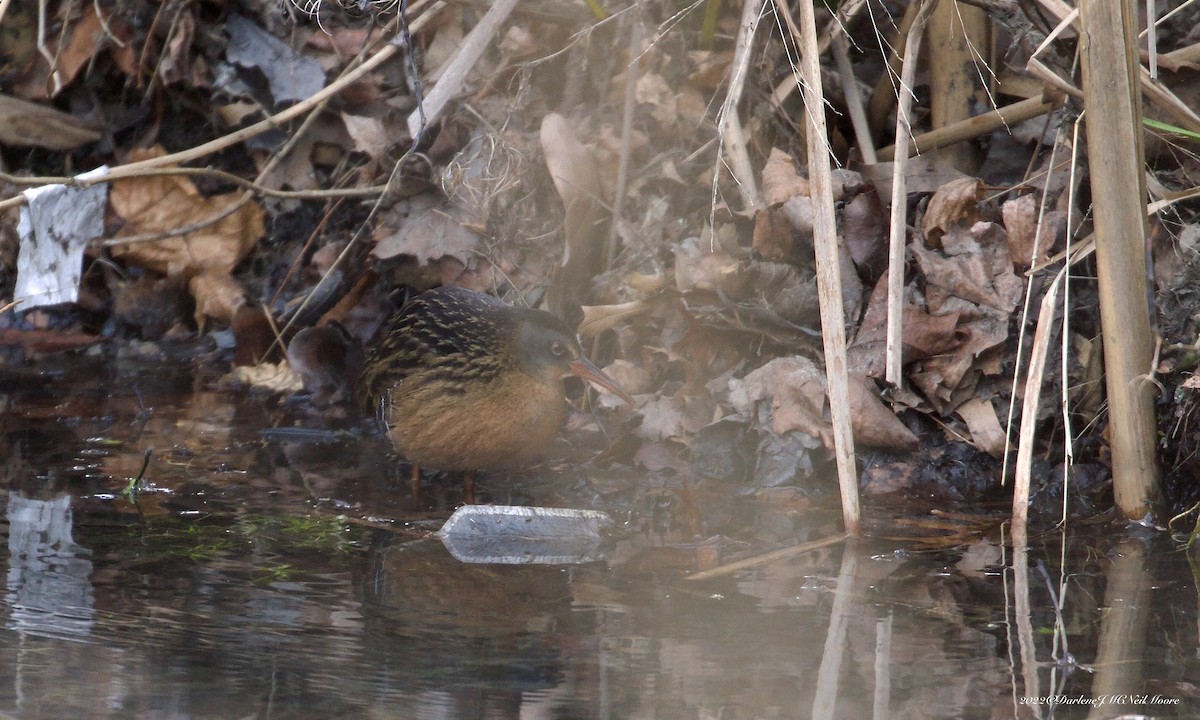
[569,357,635,406]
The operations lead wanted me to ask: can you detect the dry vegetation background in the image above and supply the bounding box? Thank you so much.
[4,0,1200,530]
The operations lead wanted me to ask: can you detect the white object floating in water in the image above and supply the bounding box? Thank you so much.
[437,504,613,566]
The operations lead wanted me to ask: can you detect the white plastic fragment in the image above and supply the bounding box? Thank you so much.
[438,504,613,565]
[15,166,110,310]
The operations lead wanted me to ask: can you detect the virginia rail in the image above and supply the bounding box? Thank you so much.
[358,286,632,499]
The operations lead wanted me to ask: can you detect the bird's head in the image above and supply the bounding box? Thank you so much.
[513,314,633,405]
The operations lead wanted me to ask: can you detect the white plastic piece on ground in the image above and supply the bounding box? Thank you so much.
[15,166,109,310]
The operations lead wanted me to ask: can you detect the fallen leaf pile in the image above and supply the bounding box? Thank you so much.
[8,1,1200,508]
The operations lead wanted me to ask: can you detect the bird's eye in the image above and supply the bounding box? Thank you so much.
[550,340,566,357]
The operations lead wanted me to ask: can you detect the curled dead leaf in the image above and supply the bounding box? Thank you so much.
[956,397,1006,458]
[761,147,810,206]
[1001,195,1061,267]
[920,177,983,248]
[729,357,830,445]
[675,237,742,295]
[602,359,655,396]
[842,188,888,278]
[752,206,802,263]
[847,374,918,450]
[578,300,650,337]
[730,356,917,451]
[0,94,102,150]
[341,112,390,158]
[850,271,962,377]
[540,112,606,316]
[13,4,136,99]
[636,72,678,126]
[911,223,1022,315]
[227,361,304,394]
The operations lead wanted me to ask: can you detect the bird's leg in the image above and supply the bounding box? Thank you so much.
[410,464,422,497]
[462,470,476,505]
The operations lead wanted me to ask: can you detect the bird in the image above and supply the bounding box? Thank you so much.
[357,285,633,501]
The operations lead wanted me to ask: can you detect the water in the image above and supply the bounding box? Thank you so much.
[0,356,1198,718]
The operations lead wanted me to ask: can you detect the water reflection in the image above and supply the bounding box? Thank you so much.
[0,361,1196,718]
[7,492,93,640]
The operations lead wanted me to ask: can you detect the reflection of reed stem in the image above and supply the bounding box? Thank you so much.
[1086,538,1152,719]
[812,539,861,720]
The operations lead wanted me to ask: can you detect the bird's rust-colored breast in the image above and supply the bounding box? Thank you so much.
[383,363,568,471]
[359,286,574,471]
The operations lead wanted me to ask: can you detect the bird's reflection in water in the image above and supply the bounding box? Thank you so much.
[357,535,575,718]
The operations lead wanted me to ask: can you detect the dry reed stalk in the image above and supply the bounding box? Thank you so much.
[684,533,847,581]
[405,0,519,139]
[715,0,766,213]
[877,92,1065,161]
[927,0,990,171]
[1079,0,1161,520]
[1011,268,1064,538]
[831,33,878,164]
[885,0,935,387]
[794,0,861,536]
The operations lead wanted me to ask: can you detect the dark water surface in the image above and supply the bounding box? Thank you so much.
[0,356,1198,719]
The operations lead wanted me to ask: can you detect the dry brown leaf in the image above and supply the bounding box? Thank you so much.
[340,112,389,157]
[751,206,800,263]
[780,194,815,237]
[227,361,304,394]
[911,223,1022,314]
[842,188,888,277]
[850,272,961,377]
[956,397,1006,457]
[541,113,606,315]
[761,148,810,206]
[603,360,655,396]
[216,101,259,127]
[578,300,650,337]
[676,84,709,128]
[306,28,371,57]
[729,357,830,446]
[109,147,264,275]
[634,441,688,473]
[499,25,537,58]
[848,374,919,450]
[732,356,917,450]
[1001,195,1061,267]
[687,50,733,90]
[189,270,247,328]
[674,237,742,294]
[636,72,678,126]
[0,94,102,150]
[909,315,1011,414]
[157,10,196,86]
[920,177,983,248]
[14,4,136,99]
[371,194,480,263]
[541,113,604,218]
[637,391,715,441]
